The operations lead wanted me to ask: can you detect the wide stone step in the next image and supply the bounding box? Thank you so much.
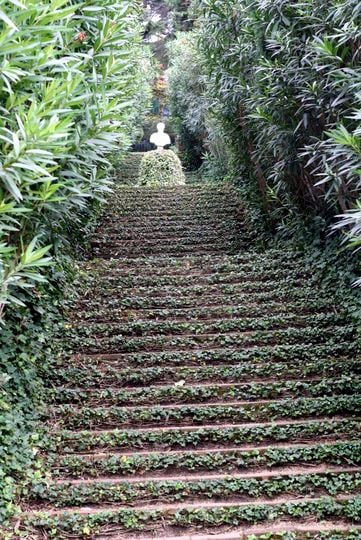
[100,218,241,232]
[113,524,361,540]
[79,275,319,296]
[71,298,337,324]
[48,377,361,407]
[108,199,241,211]
[87,247,303,264]
[63,325,354,355]
[77,293,339,311]
[93,248,241,259]
[114,184,236,194]
[67,313,346,341]
[80,250,306,275]
[110,197,240,207]
[50,440,361,479]
[102,223,241,237]
[91,240,241,258]
[52,362,361,392]
[21,505,361,540]
[91,235,240,249]
[52,418,360,454]
[61,341,356,365]
[105,209,236,222]
[51,395,361,430]
[79,267,311,289]
[28,469,361,508]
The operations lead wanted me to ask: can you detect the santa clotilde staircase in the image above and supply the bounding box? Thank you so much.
[21,178,361,538]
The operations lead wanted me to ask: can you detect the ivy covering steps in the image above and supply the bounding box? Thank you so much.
[21,184,361,538]
[115,153,146,184]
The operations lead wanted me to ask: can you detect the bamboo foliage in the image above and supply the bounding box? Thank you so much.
[0,0,152,319]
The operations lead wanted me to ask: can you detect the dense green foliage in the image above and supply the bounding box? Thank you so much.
[167,1,361,253]
[166,33,207,168]
[0,0,152,523]
[0,0,152,316]
[138,149,186,185]
[165,0,193,32]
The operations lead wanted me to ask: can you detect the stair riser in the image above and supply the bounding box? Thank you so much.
[53,420,359,453]
[29,472,361,508]
[53,396,361,430]
[51,441,361,478]
[63,326,354,355]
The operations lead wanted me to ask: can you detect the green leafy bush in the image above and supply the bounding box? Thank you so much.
[164,0,194,32]
[138,150,186,186]
[0,0,152,319]
[0,0,152,524]
[169,1,361,254]
[0,285,58,523]
[166,32,208,169]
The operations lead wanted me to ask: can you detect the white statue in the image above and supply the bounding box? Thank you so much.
[150,122,171,151]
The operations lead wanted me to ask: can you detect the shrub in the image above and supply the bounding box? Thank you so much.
[166,32,208,169]
[138,150,186,186]
[0,0,153,319]
[165,0,194,32]
[0,0,152,524]
[168,0,361,255]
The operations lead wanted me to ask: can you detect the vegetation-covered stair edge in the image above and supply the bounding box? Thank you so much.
[19,183,361,539]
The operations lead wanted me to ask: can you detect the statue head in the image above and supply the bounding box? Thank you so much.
[150,122,171,150]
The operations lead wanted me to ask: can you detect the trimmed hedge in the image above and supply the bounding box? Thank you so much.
[138,150,186,186]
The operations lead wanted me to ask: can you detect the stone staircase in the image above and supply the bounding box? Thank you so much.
[21,184,361,539]
[115,153,146,184]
